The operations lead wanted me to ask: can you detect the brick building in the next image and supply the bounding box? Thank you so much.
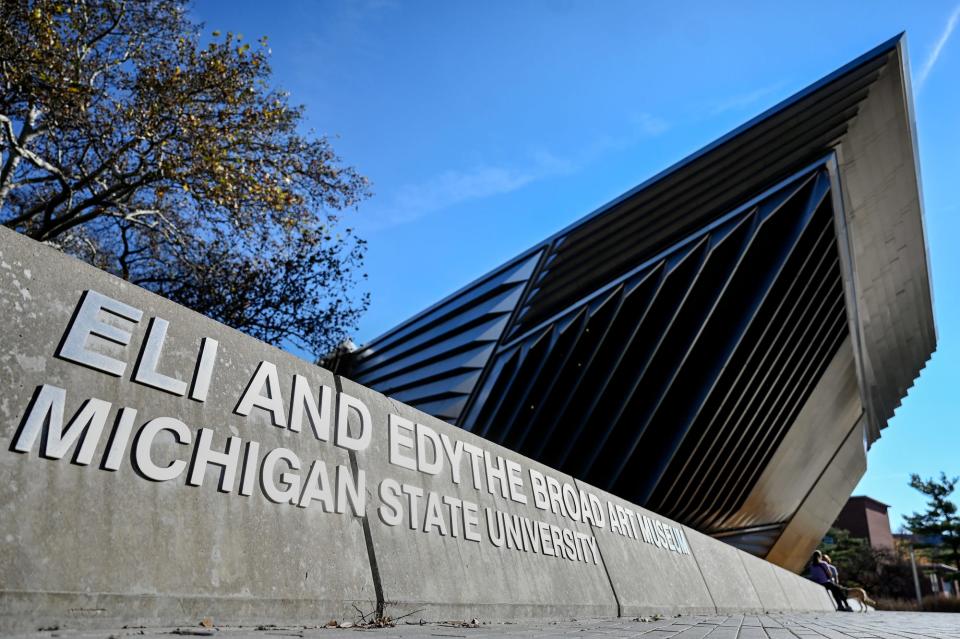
[833,496,895,551]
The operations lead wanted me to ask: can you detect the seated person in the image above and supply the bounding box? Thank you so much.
[808,550,852,611]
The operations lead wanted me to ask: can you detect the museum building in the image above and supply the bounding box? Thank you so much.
[329,35,936,573]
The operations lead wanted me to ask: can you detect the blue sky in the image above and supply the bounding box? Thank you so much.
[194,1,959,529]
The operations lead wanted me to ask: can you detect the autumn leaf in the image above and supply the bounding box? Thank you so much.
[0,0,371,358]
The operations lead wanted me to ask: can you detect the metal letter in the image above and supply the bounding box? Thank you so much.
[189,337,219,402]
[298,459,334,511]
[335,464,365,516]
[102,406,138,471]
[57,290,142,376]
[132,317,188,396]
[289,374,331,440]
[239,441,260,497]
[12,384,110,465]
[235,361,286,427]
[377,478,403,526]
[187,427,241,492]
[335,391,371,451]
[134,417,191,482]
[259,447,300,504]
[415,422,442,475]
[388,413,417,471]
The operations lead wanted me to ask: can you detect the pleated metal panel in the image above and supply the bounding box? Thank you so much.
[339,35,935,561]
[345,251,543,423]
[464,167,846,530]
[831,44,936,444]
[712,524,787,558]
[508,42,888,338]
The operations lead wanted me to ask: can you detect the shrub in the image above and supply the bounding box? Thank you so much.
[874,597,919,611]
[873,595,960,612]
[922,594,960,613]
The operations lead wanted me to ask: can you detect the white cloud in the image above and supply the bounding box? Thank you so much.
[365,151,575,231]
[361,113,669,232]
[709,82,787,116]
[630,112,669,137]
[574,111,670,164]
[917,4,960,90]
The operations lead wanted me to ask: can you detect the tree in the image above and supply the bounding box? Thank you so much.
[819,527,917,600]
[819,527,878,590]
[905,473,960,570]
[1,0,370,358]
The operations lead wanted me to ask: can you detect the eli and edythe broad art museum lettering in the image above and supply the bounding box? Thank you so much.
[0,34,935,630]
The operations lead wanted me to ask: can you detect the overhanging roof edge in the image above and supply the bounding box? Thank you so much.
[894,35,938,342]
[542,33,905,242]
[354,35,920,358]
[832,36,936,440]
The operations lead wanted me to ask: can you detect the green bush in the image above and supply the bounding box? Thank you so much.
[818,528,918,599]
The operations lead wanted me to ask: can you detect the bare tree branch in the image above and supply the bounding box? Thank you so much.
[0,0,370,357]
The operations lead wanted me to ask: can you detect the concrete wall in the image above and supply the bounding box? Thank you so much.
[0,227,835,631]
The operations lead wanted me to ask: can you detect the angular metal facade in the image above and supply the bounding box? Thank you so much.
[334,36,936,571]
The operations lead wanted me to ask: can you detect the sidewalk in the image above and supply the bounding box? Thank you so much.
[4,612,960,639]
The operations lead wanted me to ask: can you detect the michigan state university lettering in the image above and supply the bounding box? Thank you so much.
[8,32,927,628]
[8,287,691,559]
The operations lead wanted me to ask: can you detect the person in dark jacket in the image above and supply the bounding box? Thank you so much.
[809,550,852,611]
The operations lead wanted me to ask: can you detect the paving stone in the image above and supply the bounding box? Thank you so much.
[7,612,956,639]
